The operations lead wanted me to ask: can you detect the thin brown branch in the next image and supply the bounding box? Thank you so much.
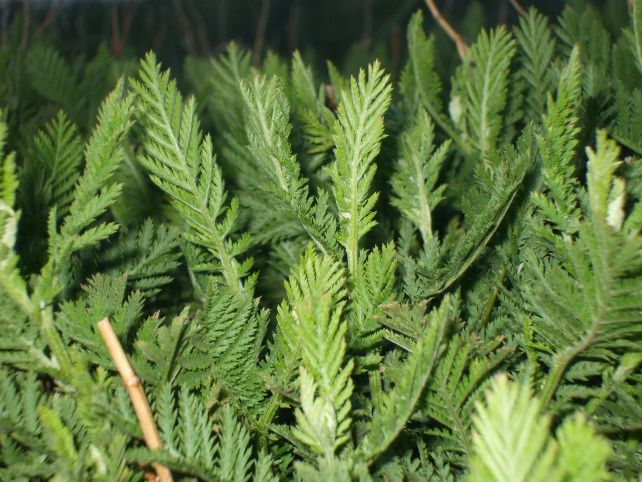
[186,0,210,57]
[172,0,196,56]
[110,7,121,56]
[361,0,373,50]
[98,318,174,482]
[33,0,64,40]
[509,0,527,17]
[287,1,300,53]
[424,0,468,60]
[20,0,29,50]
[629,0,634,12]
[253,0,271,66]
[119,0,139,56]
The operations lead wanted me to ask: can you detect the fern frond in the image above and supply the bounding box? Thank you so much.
[400,11,442,116]
[240,74,340,258]
[330,61,392,276]
[347,242,397,349]
[180,282,266,414]
[611,83,642,155]
[465,26,517,156]
[409,135,530,299]
[586,130,623,227]
[132,52,251,300]
[131,386,263,480]
[357,296,451,466]
[25,110,83,218]
[26,44,77,116]
[286,247,353,453]
[624,0,642,77]
[400,11,465,153]
[390,110,450,244]
[531,46,582,234]
[56,77,134,253]
[132,309,192,386]
[525,219,642,407]
[101,219,182,297]
[514,7,556,120]
[209,42,253,139]
[291,51,335,154]
[420,335,510,465]
[57,274,144,367]
[469,374,612,482]
[0,119,33,316]
[17,111,84,272]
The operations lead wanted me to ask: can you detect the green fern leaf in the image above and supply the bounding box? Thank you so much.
[465,26,517,156]
[132,51,251,300]
[286,247,353,453]
[390,110,450,244]
[420,335,510,465]
[469,374,612,482]
[624,0,642,77]
[358,296,451,466]
[330,61,392,276]
[531,46,582,234]
[514,8,556,120]
[240,74,340,258]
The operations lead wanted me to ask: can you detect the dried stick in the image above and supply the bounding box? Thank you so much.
[33,0,64,40]
[509,0,527,17]
[253,0,271,66]
[172,0,196,56]
[20,0,29,50]
[98,318,174,482]
[362,0,373,50]
[424,0,468,60]
[186,0,211,57]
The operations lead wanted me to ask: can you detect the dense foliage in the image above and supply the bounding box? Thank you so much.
[1,1,641,480]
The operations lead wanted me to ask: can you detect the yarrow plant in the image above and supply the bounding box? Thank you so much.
[0,1,641,480]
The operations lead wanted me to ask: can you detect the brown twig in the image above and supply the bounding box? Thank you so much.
[20,0,29,50]
[424,0,468,60]
[629,0,634,12]
[186,0,211,57]
[361,0,373,50]
[172,0,196,56]
[110,7,121,56]
[287,1,300,53]
[1,7,8,45]
[253,0,271,66]
[509,0,527,17]
[98,318,174,482]
[110,3,137,57]
[33,0,64,40]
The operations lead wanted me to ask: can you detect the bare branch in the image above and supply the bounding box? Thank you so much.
[253,0,271,66]
[98,318,174,482]
[33,0,64,40]
[424,0,468,60]
[509,0,527,17]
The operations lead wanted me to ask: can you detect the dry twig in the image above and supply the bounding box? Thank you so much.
[253,0,271,66]
[20,0,29,50]
[424,0,469,60]
[98,318,174,482]
[172,0,196,56]
[33,0,64,40]
[509,0,527,17]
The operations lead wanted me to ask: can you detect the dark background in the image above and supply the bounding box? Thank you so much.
[0,0,619,73]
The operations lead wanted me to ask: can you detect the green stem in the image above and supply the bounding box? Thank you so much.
[369,368,384,414]
[540,336,593,407]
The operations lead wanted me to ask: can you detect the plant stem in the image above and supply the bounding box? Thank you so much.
[423,0,468,60]
[98,318,174,482]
